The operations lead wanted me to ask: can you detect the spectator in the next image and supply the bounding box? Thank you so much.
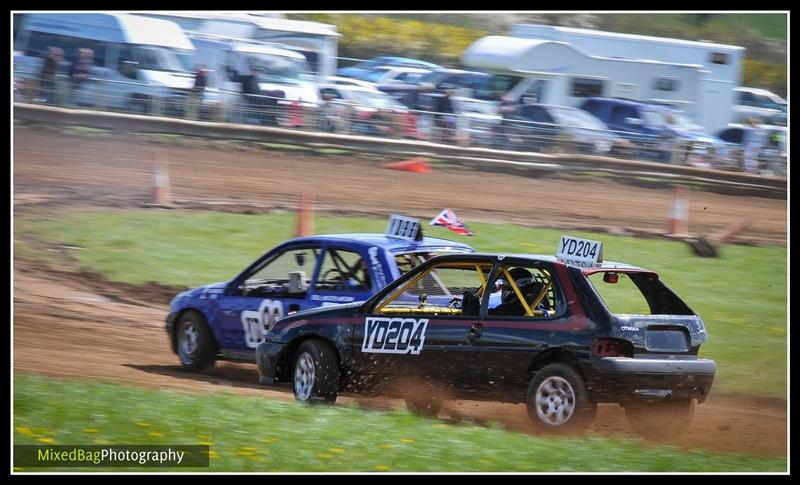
[228,66,267,124]
[188,64,208,120]
[37,46,63,104]
[68,48,95,106]
[434,87,456,142]
[742,117,764,173]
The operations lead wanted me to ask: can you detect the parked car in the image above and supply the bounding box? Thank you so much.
[257,235,715,439]
[317,83,411,137]
[323,76,380,89]
[337,56,440,80]
[166,216,475,370]
[733,87,787,124]
[360,66,431,87]
[716,124,787,175]
[578,97,730,165]
[499,103,623,154]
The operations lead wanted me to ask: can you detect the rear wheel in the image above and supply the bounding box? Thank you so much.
[292,340,340,403]
[176,311,216,371]
[526,363,596,433]
[625,399,695,441]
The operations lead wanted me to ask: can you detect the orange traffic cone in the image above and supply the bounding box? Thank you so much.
[667,186,689,237]
[294,192,315,237]
[382,157,432,174]
[151,148,172,205]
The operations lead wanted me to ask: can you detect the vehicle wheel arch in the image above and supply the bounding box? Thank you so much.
[172,308,219,354]
[278,334,342,382]
[526,348,584,382]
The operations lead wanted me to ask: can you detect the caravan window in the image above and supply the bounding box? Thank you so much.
[710,52,729,65]
[571,77,605,98]
[654,77,679,92]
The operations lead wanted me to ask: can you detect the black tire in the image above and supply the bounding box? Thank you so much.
[292,340,340,404]
[405,396,443,417]
[176,311,216,371]
[625,399,695,441]
[526,363,596,433]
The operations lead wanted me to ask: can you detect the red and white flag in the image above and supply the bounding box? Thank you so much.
[429,209,475,236]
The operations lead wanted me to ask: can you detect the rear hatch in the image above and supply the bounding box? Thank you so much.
[610,315,707,354]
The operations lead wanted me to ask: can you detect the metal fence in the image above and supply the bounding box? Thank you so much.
[13,71,787,177]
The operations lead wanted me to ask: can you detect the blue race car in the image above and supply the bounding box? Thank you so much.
[165,215,474,370]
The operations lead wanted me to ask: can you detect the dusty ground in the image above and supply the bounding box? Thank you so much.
[13,127,787,244]
[13,126,788,459]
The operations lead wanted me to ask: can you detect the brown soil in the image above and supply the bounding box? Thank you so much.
[13,126,787,459]
[13,127,787,245]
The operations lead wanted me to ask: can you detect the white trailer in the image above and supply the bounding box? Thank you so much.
[462,35,733,132]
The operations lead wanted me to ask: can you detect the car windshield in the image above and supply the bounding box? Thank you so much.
[246,52,313,84]
[550,107,607,130]
[131,45,189,73]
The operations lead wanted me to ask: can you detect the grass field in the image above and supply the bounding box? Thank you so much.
[14,209,787,397]
[12,375,786,472]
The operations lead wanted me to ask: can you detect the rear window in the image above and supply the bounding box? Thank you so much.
[587,271,694,315]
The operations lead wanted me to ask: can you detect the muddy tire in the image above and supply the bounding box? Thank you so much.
[625,399,695,441]
[292,340,340,404]
[526,363,596,433]
[176,311,216,371]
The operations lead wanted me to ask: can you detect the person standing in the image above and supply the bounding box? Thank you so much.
[37,46,63,104]
[68,48,94,106]
[188,64,207,120]
[742,117,765,173]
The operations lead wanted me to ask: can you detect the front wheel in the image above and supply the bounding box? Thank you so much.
[293,340,340,404]
[625,399,695,441]
[526,363,596,433]
[176,311,216,371]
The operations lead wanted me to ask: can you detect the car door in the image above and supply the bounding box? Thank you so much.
[350,258,494,392]
[216,244,322,356]
[467,261,594,397]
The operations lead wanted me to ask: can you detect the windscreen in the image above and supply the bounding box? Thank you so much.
[131,46,188,72]
[247,52,313,84]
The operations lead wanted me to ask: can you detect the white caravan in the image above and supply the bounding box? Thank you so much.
[462,35,732,132]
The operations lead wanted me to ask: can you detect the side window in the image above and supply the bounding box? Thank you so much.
[580,99,601,116]
[571,77,605,98]
[521,106,553,123]
[654,77,679,92]
[486,265,562,319]
[610,105,635,125]
[374,264,492,316]
[739,91,755,105]
[118,46,137,80]
[394,252,431,276]
[243,247,319,298]
[710,52,729,65]
[315,248,372,292]
[320,87,342,99]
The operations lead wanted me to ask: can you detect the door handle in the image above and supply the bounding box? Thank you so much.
[468,322,483,339]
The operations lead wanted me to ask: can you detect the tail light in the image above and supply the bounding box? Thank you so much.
[592,338,634,358]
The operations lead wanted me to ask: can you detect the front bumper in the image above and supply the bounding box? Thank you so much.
[582,356,716,404]
[256,341,288,385]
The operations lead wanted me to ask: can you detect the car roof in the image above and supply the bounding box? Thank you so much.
[289,234,475,253]
[425,252,656,274]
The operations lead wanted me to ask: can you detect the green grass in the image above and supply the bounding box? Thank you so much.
[13,375,786,472]
[14,209,787,397]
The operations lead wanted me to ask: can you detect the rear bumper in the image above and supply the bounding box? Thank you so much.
[582,356,716,404]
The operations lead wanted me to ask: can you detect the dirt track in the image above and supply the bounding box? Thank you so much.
[13,125,787,458]
[13,127,787,244]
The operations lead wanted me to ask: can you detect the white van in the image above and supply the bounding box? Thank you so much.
[191,34,320,122]
[14,13,197,112]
